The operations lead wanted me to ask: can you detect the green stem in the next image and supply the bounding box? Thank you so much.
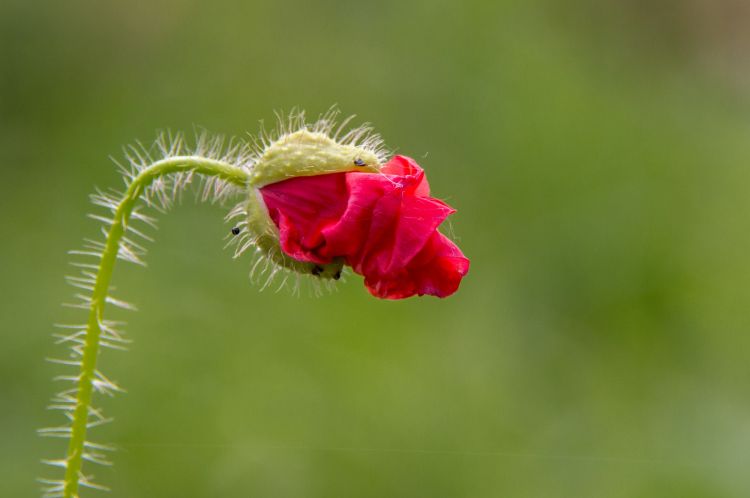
[63,156,250,498]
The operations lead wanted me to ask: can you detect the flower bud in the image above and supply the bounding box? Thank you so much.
[248,129,380,187]
[244,127,382,281]
[237,115,469,297]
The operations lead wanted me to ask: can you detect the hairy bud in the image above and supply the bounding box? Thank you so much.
[241,118,385,281]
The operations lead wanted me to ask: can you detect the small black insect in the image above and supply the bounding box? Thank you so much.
[353,158,366,167]
[311,265,323,277]
[231,227,241,235]
[333,270,341,281]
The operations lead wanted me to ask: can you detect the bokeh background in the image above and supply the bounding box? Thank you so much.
[3,1,750,496]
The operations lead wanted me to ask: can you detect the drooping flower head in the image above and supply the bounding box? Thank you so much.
[230,110,469,299]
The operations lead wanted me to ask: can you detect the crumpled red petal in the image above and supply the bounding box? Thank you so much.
[260,155,469,299]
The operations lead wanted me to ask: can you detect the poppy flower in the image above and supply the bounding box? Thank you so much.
[229,111,469,299]
[258,155,469,299]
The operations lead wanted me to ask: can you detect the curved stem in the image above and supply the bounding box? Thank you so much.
[63,157,250,498]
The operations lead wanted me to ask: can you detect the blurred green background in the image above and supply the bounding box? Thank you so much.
[3,1,750,496]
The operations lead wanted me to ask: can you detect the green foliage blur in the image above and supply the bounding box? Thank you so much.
[2,1,750,496]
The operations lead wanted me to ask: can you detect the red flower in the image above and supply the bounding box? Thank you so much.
[259,155,469,299]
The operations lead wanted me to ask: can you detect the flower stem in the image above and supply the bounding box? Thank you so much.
[62,156,249,498]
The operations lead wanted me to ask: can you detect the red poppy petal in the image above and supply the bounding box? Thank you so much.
[319,172,393,260]
[259,157,469,299]
[381,155,430,196]
[364,232,470,299]
[260,173,348,263]
[356,193,454,277]
[409,231,470,297]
